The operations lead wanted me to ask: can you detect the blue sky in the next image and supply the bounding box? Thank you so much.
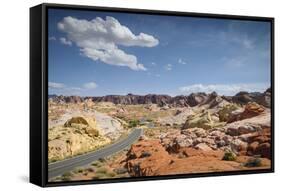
[48,8,271,96]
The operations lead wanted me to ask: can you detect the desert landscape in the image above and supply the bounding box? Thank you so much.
[47,9,272,182]
[48,88,271,182]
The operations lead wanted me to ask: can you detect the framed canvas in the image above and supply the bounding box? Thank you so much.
[30,3,274,187]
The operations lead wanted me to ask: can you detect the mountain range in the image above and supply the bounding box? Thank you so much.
[48,88,271,108]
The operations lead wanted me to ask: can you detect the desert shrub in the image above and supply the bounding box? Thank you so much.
[93,173,106,179]
[49,157,59,163]
[98,158,106,163]
[62,172,72,177]
[244,157,262,167]
[106,171,116,178]
[93,168,116,179]
[86,128,99,137]
[222,151,236,161]
[96,167,108,174]
[73,167,84,174]
[91,161,102,167]
[55,135,61,139]
[87,167,95,173]
[128,120,140,128]
[218,104,240,122]
[60,176,71,181]
[60,172,73,181]
[74,129,82,134]
[114,167,128,175]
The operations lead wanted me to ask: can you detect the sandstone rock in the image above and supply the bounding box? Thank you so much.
[254,143,271,159]
[181,127,207,137]
[64,116,89,127]
[195,143,213,151]
[172,136,193,152]
[48,115,111,162]
[242,102,265,119]
[126,140,172,176]
[230,139,248,154]
[226,123,262,136]
[247,141,260,155]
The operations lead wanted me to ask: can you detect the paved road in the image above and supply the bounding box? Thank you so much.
[48,128,143,179]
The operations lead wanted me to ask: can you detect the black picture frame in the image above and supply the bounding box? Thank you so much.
[30,3,275,187]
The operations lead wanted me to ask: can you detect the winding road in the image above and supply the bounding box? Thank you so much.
[48,128,143,179]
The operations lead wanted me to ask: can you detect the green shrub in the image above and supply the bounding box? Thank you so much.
[244,157,262,167]
[60,176,71,181]
[62,172,72,177]
[94,173,106,179]
[106,171,116,177]
[60,172,73,181]
[218,104,240,122]
[96,167,108,174]
[128,120,140,128]
[91,161,102,167]
[73,168,84,174]
[222,151,236,161]
[98,158,106,163]
[114,167,127,175]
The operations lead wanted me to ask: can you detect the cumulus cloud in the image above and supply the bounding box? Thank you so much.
[83,82,98,89]
[57,16,159,71]
[164,64,173,71]
[48,82,65,89]
[178,58,187,65]
[179,83,269,96]
[60,37,72,46]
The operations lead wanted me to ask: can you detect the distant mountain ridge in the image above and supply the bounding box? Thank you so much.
[48,88,271,108]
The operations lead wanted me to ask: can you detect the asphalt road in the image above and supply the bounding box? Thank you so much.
[48,128,143,179]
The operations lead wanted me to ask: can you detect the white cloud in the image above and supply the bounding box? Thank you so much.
[83,82,98,89]
[151,62,156,66]
[179,83,269,96]
[48,81,98,96]
[164,64,172,71]
[49,36,56,41]
[219,30,254,50]
[48,82,65,89]
[222,57,245,68]
[60,37,72,46]
[178,58,187,65]
[58,16,159,71]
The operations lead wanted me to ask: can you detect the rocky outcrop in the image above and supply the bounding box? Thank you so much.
[223,102,265,123]
[48,116,110,162]
[182,111,226,130]
[160,107,271,156]
[125,139,270,176]
[126,140,172,176]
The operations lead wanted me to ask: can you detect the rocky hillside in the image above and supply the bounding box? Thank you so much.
[124,102,271,176]
[48,116,111,162]
[48,88,271,108]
